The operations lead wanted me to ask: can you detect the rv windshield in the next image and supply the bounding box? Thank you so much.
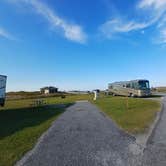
[138,81,150,90]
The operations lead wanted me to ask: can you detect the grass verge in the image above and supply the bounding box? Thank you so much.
[94,96,161,134]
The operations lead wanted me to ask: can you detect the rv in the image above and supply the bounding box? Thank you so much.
[0,75,7,106]
[108,79,151,97]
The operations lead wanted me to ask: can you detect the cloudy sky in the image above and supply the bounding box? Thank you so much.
[0,0,166,91]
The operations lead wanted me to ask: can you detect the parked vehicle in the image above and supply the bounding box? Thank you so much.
[0,75,7,106]
[108,79,151,97]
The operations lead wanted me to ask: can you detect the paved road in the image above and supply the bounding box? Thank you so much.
[16,101,143,166]
[142,96,166,166]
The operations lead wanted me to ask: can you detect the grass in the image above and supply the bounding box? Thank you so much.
[3,94,92,110]
[94,96,161,134]
[156,87,166,93]
[6,91,67,100]
[0,94,92,166]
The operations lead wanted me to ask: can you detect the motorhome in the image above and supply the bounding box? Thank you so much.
[0,75,7,106]
[108,79,151,97]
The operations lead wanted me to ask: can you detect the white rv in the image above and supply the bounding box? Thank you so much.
[108,79,151,97]
[0,75,7,107]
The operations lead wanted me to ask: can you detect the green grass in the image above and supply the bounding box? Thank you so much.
[94,96,161,134]
[3,94,92,110]
[0,94,92,166]
[156,87,166,93]
[6,91,67,100]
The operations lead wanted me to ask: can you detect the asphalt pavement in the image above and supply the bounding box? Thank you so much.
[141,96,166,166]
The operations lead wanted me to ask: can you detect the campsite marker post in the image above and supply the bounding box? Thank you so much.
[93,90,99,101]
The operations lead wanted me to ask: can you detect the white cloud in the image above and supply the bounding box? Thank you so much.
[100,18,155,38]
[100,0,166,44]
[159,28,166,43]
[9,0,87,43]
[156,16,166,43]
[138,0,166,44]
[138,0,166,10]
[0,27,14,40]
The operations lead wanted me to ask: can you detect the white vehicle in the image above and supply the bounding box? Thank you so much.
[0,75,7,107]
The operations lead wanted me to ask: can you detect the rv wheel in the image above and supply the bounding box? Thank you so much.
[130,93,135,97]
[112,93,116,96]
[0,103,4,107]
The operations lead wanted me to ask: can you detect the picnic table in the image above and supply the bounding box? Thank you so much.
[30,99,47,107]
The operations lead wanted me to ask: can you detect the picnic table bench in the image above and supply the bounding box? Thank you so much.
[30,99,47,107]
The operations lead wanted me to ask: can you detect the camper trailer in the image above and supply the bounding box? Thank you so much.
[0,75,7,106]
[108,79,151,97]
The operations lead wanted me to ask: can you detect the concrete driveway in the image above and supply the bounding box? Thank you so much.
[16,97,166,166]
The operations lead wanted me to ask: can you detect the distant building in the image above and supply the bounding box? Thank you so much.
[40,86,58,94]
[93,89,100,93]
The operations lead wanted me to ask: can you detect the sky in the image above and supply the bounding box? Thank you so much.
[0,0,166,91]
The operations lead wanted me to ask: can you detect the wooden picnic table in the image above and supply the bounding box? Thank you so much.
[30,99,47,107]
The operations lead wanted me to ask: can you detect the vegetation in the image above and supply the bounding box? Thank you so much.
[3,94,92,110]
[6,91,67,100]
[94,96,161,134]
[155,87,166,93]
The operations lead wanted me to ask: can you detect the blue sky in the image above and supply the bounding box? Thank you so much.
[0,0,166,91]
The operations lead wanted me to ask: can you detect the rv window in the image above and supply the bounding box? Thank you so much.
[126,84,130,88]
[131,82,139,89]
[138,81,150,89]
[110,85,113,89]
